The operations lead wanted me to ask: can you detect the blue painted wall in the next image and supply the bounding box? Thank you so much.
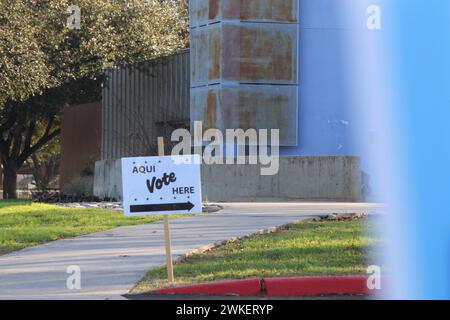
[281,0,381,158]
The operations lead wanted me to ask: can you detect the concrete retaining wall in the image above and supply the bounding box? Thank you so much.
[93,159,122,200]
[94,156,361,202]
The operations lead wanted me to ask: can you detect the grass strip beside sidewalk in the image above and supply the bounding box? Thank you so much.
[132,218,381,293]
[0,200,180,255]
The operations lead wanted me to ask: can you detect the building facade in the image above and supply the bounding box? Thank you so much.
[94,0,383,202]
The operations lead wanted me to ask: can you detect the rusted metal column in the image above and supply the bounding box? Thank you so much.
[190,0,299,146]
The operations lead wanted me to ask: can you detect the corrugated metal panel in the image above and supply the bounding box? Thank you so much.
[101,50,190,160]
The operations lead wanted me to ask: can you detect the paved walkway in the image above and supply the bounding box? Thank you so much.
[0,203,382,300]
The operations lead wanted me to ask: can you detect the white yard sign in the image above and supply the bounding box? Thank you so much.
[121,155,202,216]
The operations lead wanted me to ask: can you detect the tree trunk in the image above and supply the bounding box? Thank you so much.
[2,162,18,199]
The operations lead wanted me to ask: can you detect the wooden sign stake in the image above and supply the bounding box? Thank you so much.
[158,137,174,283]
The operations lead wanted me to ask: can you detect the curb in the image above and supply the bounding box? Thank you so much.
[147,276,373,297]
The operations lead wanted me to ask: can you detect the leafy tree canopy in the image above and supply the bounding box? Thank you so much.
[0,0,188,198]
[0,0,189,105]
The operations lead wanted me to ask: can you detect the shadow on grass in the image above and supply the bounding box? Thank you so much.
[0,199,32,209]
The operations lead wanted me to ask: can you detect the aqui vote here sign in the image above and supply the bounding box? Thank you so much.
[121,155,202,216]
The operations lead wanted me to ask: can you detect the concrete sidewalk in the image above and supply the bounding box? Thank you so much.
[0,203,382,300]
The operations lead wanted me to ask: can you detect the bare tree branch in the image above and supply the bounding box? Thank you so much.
[17,128,61,165]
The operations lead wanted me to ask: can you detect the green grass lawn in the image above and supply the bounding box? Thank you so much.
[0,200,179,256]
[132,219,381,293]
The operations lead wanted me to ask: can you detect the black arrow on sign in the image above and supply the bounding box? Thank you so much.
[130,202,195,213]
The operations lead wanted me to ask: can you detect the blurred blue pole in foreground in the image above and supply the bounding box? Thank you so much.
[343,0,450,299]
